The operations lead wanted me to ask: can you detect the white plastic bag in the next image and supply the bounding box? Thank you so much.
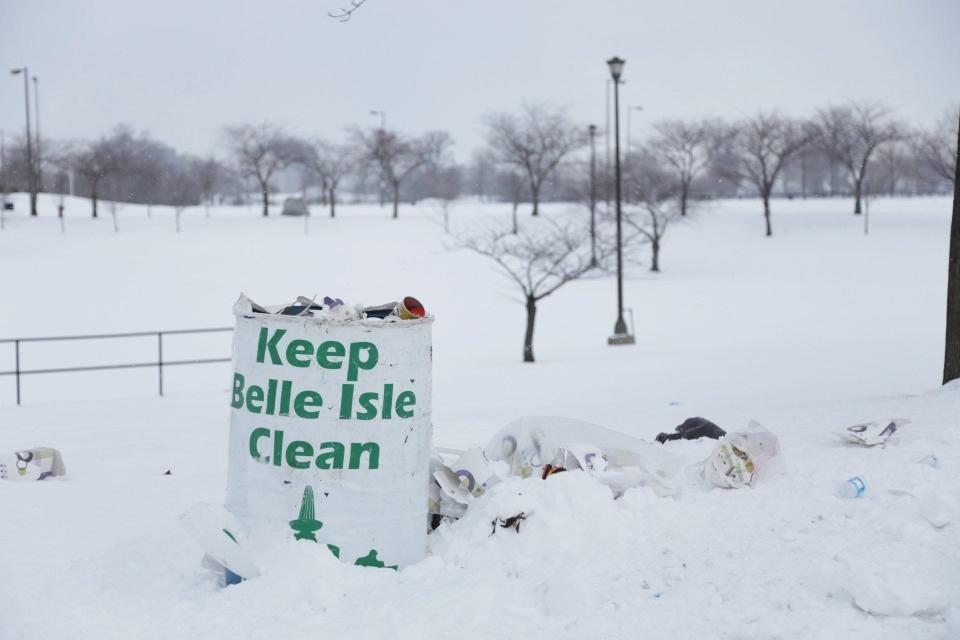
[702,421,783,489]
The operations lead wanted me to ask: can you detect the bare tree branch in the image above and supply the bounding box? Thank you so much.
[329,0,368,21]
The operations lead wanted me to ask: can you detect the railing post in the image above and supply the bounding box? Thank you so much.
[15,339,21,406]
[158,332,164,397]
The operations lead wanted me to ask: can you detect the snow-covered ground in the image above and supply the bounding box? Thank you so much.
[1,193,958,639]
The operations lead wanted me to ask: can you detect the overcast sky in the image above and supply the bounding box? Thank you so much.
[2,0,957,160]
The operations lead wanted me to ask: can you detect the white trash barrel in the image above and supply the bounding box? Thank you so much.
[225,295,433,569]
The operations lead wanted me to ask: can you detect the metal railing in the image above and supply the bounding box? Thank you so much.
[0,327,233,405]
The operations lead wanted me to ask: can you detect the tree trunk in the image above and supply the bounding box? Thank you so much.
[392,181,400,219]
[680,181,689,216]
[523,296,537,362]
[763,190,772,237]
[91,187,98,219]
[650,239,660,272]
[943,114,960,384]
[530,180,540,216]
[261,186,270,217]
[853,179,863,215]
[329,187,336,218]
[511,200,518,234]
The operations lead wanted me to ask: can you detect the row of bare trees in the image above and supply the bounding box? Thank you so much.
[1,101,954,235]
[472,101,957,236]
[460,102,957,361]
[0,122,459,222]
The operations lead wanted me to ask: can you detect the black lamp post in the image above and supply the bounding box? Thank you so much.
[588,124,598,267]
[606,56,633,345]
[10,67,36,217]
[32,75,42,193]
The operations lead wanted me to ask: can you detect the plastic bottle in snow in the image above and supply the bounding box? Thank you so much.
[837,476,867,499]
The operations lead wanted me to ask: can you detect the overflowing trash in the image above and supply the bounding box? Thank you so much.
[698,421,783,489]
[656,417,726,443]
[245,293,428,323]
[839,419,909,447]
[0,447,66,481]
[428,416,682,529]
[215,292,434,579]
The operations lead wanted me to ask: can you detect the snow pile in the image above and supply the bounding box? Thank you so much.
[0,195,958,639]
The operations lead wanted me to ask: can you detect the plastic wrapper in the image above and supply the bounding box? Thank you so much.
[701,421,783,489]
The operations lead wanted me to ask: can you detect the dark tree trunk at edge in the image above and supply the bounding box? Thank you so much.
[853,180,863,215]
[650,239,660,272]
[523,297,537,362]
[329,188,336,218]
[91,185,98,218]
[680,181,689,216]
[943,114,960,384]
[261,186,269,217]
[763,191,772,237]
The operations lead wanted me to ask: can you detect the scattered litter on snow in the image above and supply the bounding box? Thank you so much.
[655,416,726,443]
[0,446,66,481]
[699,421,783,489]
[839,419,910,447]
[483,416,681,498]
[918,454,940,468]
[837,475,868,498]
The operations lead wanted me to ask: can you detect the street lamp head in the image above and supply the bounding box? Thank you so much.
[606,57,625,81]
[588,124,597,136]
[10,68,24,76]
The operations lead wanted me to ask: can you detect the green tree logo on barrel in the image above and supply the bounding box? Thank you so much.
[289,485,323,541]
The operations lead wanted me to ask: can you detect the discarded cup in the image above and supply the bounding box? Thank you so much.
[399,296,426,320]
[918,454,940,469]
[837,476,867,499]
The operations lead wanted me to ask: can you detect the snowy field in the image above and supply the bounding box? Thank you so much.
[0,193,958,639]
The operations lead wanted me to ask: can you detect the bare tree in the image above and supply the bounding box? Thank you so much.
[734,112,815,236]
[647,118,716,216]
[426,165,462,233]
[329,0,368,21]
[193,157,224,216]
[297,139,354,218]
[460,218,601,362]
[494,169,526,234]
[916,106,960,187]
[355,128,450,218]
[166,165,202,233]
[223,123,294,217]
[817,102,903,214]
[468,149,497,201]
[622,155,684,272]
[484,104,584,216]
[68,126,136,218]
